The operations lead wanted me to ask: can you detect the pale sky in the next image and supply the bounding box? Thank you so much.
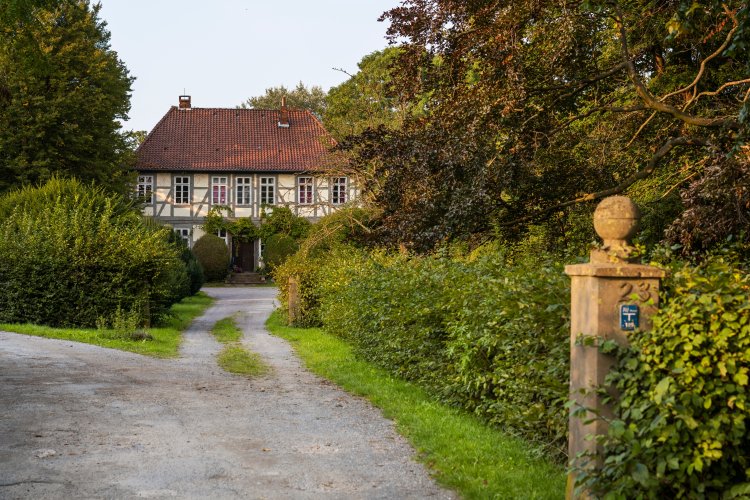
[98,1,398,133]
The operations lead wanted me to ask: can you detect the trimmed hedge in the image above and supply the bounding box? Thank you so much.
[278,244,572,458]
[192,234,229,282]
[580,257,750,498]
[0,178,190,327]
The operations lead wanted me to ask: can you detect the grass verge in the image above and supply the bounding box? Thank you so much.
[266,309,566,499]
[217,344,270,378]
[211,315,243,343]
[0,293,213,358]
[211,315,270,377]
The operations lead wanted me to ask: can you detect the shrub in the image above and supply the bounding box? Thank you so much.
[0,178,189,327]
[258,206,311,240]
[580,257,750,497]
[192,234,229,282]
[165,228,204,295]
[264,233,299,273]
[313,245,571,458]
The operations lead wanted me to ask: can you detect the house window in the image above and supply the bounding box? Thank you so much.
[298,176,313,205]
[174,228,191,247]
[217,228,228,246]
[212,176,228,205]
[174,176,190,205]
[137,175,153,203]
[260,177,275,205]
[332,177,347,205]
[236,177,252,206]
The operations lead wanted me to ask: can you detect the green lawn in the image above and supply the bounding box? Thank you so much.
[266,310,566,499]
[0,293,213,358]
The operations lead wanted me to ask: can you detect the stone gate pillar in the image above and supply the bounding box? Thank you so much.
[564,196,665,498]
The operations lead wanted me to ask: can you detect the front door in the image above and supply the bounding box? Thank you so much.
[234,240,255,272]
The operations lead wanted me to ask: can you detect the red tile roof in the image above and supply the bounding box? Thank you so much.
[136,106,335,172]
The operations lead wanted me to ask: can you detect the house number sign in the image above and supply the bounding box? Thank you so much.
[620,304,640,331]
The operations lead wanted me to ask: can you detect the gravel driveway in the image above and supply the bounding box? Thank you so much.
[0,287,453,499]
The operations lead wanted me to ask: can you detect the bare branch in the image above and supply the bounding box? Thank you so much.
[660,11,738,103]
[332,67,354,78]
[615,7,740,129]
[626,111,657,148]
[691,78,750,103]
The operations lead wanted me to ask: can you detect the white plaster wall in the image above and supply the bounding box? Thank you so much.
[194,174,209,189]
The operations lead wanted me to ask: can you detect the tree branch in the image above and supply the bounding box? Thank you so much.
[660,9,738,103]
[615,7,740,129]
[501,136,713,226]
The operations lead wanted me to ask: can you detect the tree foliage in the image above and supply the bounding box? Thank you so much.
[343,0,750,252]
[0,0,134,195]
[239,81,327,117]
[324,48,406,141]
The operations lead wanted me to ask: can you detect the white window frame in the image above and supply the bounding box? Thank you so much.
[137,175,154,204]
[174,175,190,205]
[175,228,191,247]
[211,176,228,205]
[260,176,276,206]
[217,228,228,246]
[332,176,347,205]
[236,176,252,206]
[298,176,314,205]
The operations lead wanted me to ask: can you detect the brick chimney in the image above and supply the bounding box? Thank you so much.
[178,95,192,109]
[278,96,289,128]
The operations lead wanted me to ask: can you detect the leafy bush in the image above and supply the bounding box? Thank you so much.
[192,234,229,282]
[258,206,311,240]
[165,229,204,295]
[310,245,571,458]
[0,178,189,327]
[273,248,326,327]
[580,257,750,497]
[264,233,299,273]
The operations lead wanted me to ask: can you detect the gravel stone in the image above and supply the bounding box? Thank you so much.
[0,287,455,499]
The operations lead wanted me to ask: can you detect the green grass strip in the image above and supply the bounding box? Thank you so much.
[211,315,243,343]
[217,344,270,378]
[266,310,565,499]
[0,293,214,358]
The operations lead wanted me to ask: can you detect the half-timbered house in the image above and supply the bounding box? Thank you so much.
[135,95,351,272]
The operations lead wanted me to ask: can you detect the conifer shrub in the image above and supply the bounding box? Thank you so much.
[192,234,229,282]
[0,178,189,327]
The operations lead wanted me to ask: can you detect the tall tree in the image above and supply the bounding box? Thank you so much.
[240,82,327,117]
[0,0,134,194]
[349,0,750,252]
[324,48,406,141]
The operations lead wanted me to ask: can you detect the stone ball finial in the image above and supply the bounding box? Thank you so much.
[592,196,640,261]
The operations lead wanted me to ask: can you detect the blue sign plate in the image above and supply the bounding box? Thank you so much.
[620,304,639,331]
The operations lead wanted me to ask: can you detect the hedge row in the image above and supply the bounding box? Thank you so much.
[0,178,194,327]
[278,239,750,496]
[580,256,750,498]
[277,245,572,458]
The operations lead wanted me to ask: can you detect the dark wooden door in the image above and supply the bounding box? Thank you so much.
[235,240,255,272]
